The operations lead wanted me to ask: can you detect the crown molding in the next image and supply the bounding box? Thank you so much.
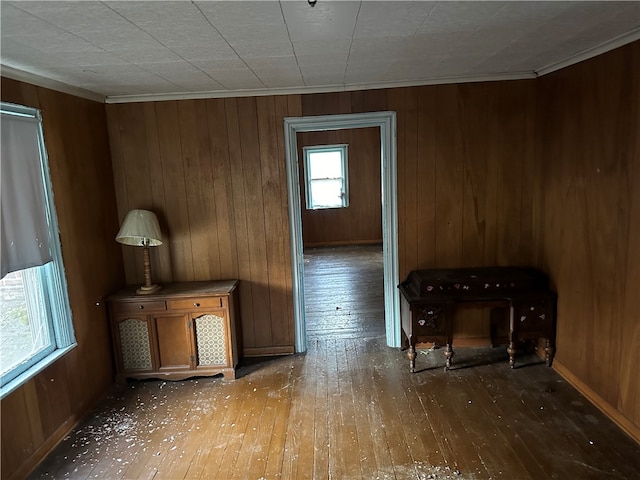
[104,71,537,104]
[1,65,106,103]
[536,28,640,77]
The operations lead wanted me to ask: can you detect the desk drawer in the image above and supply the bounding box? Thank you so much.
[413,304,449,335]
[168,297,224,311]
[513,298,552,334]
[111,300,167,315]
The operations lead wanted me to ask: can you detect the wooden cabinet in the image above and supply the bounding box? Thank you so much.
[107,281,240,381]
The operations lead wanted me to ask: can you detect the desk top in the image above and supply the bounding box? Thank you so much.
[399,266,553,303]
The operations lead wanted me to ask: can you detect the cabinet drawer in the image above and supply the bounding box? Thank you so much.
[111,300,167,315]
[168,297,224,311]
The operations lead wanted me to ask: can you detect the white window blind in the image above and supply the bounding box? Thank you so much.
[1,104,52,278]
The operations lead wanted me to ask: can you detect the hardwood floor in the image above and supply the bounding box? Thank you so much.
[304,245,385,340]
[28,246,640,479]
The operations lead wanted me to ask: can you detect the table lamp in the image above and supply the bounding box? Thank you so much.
[116,209,163,294]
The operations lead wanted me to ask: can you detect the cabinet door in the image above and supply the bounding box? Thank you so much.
[115,316,154,372]
[192,310,229,368]
[155,314,194,371]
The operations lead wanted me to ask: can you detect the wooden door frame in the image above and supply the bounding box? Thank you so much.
[284,111,399,352]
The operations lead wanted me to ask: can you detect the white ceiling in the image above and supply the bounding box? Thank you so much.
[1,1,639,104]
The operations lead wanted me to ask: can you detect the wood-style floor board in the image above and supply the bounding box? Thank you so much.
[309,339,329,480]
[28,245,640,480]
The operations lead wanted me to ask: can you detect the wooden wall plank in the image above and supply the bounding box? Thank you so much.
[275,95,299,344]
[1,386,34,476]
[224,97,256,350]
[494,85,526,265]
[301,92,351,116]
[256,96,289,346]
[459,83,489,267]
[177,100,218,281]
[434,84,464,268]
[142,102,172,280]
[237,97,272,348]
[403,88,419,277]
[415,87,437,269]
[205,98,238,280]
[351,88,388,113]
[156,101,194,282]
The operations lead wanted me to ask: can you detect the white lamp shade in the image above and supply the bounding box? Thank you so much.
[116,209,163,247]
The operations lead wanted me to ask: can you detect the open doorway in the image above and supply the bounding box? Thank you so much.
[284,112,399,353]
[298,127,384,340]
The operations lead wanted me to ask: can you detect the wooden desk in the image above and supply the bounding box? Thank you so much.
[399,267,556,372]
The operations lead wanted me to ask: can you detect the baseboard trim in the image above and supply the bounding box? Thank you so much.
[10,387,110,480]
[552,359,640,444]
[303,240,383,248]
[244,346,295,357]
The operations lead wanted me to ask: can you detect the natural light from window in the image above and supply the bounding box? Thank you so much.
[304,145,349,210]
[0,269,53,379]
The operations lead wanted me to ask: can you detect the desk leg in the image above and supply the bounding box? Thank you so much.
[408,345,416,373]
[507,341,516,369]
[508,303,517,368]
[444,344,454,371]
[545,339,555,367]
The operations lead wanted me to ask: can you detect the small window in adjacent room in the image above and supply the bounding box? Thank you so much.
[303,144,349,210]
[0,102,76,398]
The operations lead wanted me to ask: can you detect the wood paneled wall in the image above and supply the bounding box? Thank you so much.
[105,96,302,356]
[0,79,124,480]
[298,128,382,246]
[385,81,540,277]
[537,41,640,439]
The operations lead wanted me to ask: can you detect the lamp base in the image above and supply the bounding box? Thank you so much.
[136,284,162,295]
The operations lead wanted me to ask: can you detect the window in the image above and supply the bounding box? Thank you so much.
[303,144,349,210]
[0,102,75,397]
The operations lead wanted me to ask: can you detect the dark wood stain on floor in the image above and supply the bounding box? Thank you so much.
[29,246,640,479]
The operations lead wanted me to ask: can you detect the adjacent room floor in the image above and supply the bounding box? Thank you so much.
[29,245,640,479]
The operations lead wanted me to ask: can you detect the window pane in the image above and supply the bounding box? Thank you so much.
[310,179,343,208]
[308,151,343,179]
[304,144,348,210]
[0,268,53,378]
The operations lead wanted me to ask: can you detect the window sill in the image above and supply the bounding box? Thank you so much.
[0,343,77,400]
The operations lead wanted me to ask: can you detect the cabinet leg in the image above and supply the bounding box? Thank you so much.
[444,344,454,371]
[507,342,516,369]
[408,345,416,373]
[545,339,555,367]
